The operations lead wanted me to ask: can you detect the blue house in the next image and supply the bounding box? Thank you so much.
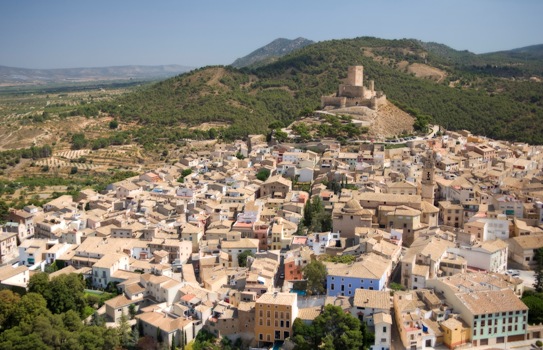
[325,253,391,297]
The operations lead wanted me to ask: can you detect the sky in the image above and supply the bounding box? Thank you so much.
[1,0,542,69]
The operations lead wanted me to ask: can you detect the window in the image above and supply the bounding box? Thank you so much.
[383,326,387,333]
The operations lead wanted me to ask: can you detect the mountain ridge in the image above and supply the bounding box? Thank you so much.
[231,37,315,68]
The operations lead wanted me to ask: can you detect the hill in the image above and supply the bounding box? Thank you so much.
[231,37,314,68]
[0,64,194,86]
[81,37,543,145]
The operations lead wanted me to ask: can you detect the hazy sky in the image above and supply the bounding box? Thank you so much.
[1,0,542,69]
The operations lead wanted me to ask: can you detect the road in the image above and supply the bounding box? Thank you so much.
[517,269,536,290]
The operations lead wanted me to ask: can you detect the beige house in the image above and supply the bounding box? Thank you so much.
[0,265,29,290]
[137,310,202,348]
[386,181,418,196]
[508,235,543,268]
[221,238,259,268]
[351,289,391,326]
[439,201,464,228]
[254,292,298,346]
[332,199,373,239]
[0,232,18,264]
[259,175,292,198]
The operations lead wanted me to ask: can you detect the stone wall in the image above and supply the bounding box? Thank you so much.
[339,84,365,98]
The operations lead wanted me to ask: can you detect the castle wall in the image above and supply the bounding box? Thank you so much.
[344,98,372,108]
[371,95,387,109]
[347,66,363,86]
[321,96,346,108]
[339,84,365,98]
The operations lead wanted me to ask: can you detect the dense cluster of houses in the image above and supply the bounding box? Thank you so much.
[1,129,543,349]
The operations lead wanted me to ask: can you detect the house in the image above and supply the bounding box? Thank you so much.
[104,293,144,322]
[136,310,202,348]
[221,238,259,268]
[401,235,456,290]
[427,274,529,347]
[351,289,391,326]
[92,253,131,289]
[373,312,393,350]
[0,232,18,264]
[254,292,298,346]
[447,239,508,273]
[393,290,442,349]
[18,238,48,269]
[508,235,543,269]
[332,199,373,239]
[326,253,392,296]
[259,175,292,198]
[0,265,29,290]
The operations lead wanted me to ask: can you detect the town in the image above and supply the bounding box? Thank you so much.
[1,118,543,350]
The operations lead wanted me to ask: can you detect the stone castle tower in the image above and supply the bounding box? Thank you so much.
[346,66,363,86]
[421,151,436,205]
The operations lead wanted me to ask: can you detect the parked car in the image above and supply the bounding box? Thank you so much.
[506,269,520,277]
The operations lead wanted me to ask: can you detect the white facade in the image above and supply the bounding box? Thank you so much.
[448,241,507,273]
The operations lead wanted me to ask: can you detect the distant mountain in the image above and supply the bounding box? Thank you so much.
[231,37,314,68]
[481,44,543,63]
[0,64,194,86]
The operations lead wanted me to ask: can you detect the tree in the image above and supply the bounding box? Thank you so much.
[178,169,193,183]
[118,312,131,348]
[47,273,87,315]
[522,294,543,324]
[292,304,364,350]
[71,133,88,150]
[28,272,50,297]
[256,168,270,181]
[0,290,20,330]
[109,120,119,129]
[534,247,543,292]
[129,303,137,319]
[303,260,327,295]
[70,166,78,174]
[238,250,255,267]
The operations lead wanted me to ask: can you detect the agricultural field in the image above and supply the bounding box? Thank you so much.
[0,82,174,214]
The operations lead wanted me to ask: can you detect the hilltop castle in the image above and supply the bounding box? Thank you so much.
[321,65,386,110]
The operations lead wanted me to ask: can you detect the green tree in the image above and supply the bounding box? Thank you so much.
[28,272,50,297]
[11,293,51,326]
[71,133,88,150]
[534,247,543,292]
[256,168,270,181]
[0,290,20,330]
[238,250,255,267]
[292,304,364,350]
[129,303,137,319]
[47,273,87,315]
[522,294,543,324]
[62,309,83,332]
[118,312,131,348]
[303,260,327,295]
[109,120,119,129]
[192,329,218,350]
[274,129,288,143]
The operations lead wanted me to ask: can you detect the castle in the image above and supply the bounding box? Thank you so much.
[321,65,386,110]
